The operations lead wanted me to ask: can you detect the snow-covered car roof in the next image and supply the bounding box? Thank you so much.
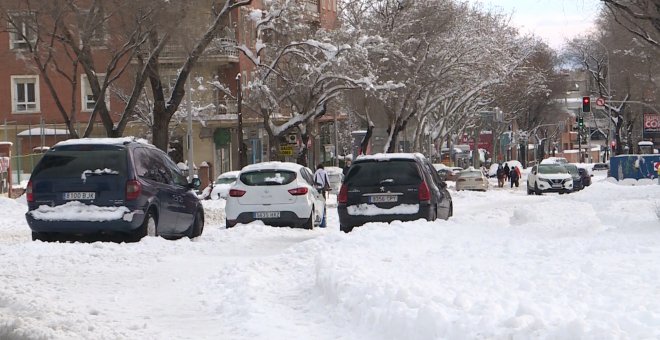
[240,161,305,173]
[217,170,240,180]
[540,157,567,165]
[433,163,449,170]
[355,153,426,162]
[54,137,151,147]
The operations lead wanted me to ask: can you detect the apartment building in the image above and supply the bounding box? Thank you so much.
[0,0,339,187]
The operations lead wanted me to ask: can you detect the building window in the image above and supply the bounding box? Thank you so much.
[11,76,40,113]
[7,12,36,50]
[81,74,108,112]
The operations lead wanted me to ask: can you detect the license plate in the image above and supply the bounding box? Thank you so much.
[370,195,398,203]
[64,192,95,200]
[254,211,280,219]
[552,184,562,188]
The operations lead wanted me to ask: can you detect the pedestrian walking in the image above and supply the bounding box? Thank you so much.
[503,163,510,182]
[313,164,331,199]
[496,164,505,188]
[509,166,520,188]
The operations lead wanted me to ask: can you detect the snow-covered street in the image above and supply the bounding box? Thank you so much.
[1,173,660,339]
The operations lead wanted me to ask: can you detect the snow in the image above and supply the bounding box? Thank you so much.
[28,201,130,221]
[356,153,424,161]
[240,161,305,173]
[54,137,150,147]
[2,171,660,339]
[347,203,419,216]
[81,168,119,182]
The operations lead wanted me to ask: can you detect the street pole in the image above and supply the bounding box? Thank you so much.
[236,73,246,169]
[334,110,338,167]
[187,88,194,181]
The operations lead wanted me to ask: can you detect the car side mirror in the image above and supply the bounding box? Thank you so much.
[439,181,447,189]
[190,177,201,189]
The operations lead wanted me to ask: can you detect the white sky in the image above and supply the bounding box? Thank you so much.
[467,0,603,50]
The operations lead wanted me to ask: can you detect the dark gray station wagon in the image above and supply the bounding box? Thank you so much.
[25,138,204,242]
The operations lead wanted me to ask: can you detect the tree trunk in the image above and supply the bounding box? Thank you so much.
[297,132,309,166]
[152,111,170,154]
[359,125,373,155]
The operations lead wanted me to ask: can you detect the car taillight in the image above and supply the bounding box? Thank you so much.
[229,189,246,197]
[288,187,308,195]
[337,184,348,204]
[126,180,141,201]
[26,180,34,202]
[418,181,431,201]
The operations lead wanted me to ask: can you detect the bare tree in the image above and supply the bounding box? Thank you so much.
[601,0,660,49]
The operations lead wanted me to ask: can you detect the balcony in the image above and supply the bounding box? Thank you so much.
[136,27,239,65]
[158,37,239,64]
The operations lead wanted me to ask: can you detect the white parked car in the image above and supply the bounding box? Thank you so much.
[225,162,327,229]
[456,167,489,191]
[526,164,573,195]
[210,170,240,199]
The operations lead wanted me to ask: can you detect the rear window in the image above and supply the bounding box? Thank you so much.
[459,171,482,178]
[240,170,296,186]
[31,149,127,178]
[345,160,421,186]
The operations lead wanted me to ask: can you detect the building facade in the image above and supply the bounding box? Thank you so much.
[0,0,339,188]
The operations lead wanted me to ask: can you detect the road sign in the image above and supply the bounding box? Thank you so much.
[596,97,605,107]
[279,145,294,156]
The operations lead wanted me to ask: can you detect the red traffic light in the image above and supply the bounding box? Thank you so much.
[582,96,591,113]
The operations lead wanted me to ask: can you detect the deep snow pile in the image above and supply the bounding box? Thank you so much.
[1,175,659,340]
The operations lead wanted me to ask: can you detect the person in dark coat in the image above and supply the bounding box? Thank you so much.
[509,166,520,188]
[496,164,505,188]
[502,163,510,182]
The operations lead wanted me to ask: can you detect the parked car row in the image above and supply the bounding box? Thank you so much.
[26,138,601,242]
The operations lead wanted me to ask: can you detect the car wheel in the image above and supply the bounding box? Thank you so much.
[131,209,157,242]
[534,182,542,195]
[304,206,315,230]
[526,183,533,195]
[340,225,354,233]
[187,209,204,238]
[226,219,236,229]
[32,231,55,242]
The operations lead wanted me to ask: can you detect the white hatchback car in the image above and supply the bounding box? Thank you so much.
[527,164,573,195]
[225,162,327,229]
[210,170,240,199]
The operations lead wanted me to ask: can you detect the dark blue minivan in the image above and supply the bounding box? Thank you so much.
[25,137,204,242]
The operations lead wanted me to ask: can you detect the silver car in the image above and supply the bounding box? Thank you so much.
[455,168,489,191]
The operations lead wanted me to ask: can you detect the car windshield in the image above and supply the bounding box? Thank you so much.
[345,160,421,186]
[240,170,296,186]
[538,165,567,174]
[564,165,579,176]
[31,149,127,178]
